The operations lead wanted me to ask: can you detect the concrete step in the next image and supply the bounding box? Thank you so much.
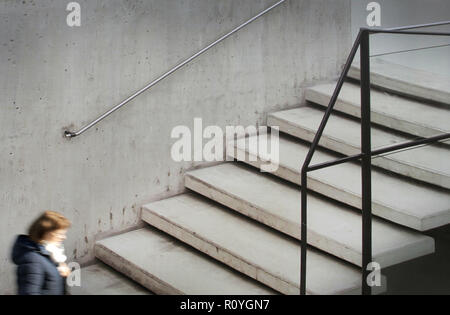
[142,194,386,295]
[349,59,450,105]
[68,262,152,295]
[267,106,450,189]
[227,134,450,231]
[306,82,450,137]
[95,228,276,295]
[185,163,434,267]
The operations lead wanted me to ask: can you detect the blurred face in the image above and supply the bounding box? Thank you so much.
[43,229,67,245]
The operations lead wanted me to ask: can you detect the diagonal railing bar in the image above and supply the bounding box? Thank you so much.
[384,20,450,31]
[369,29,450,36]
[299,29,363,295]
[307,133,450,173]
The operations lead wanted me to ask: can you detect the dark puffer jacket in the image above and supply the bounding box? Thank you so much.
[11,235,65,295]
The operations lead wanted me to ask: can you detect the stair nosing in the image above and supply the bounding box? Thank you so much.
[95,228,277,295]
[185,163,435,268]
[228,135,450,231]
[267,108,450,189]
[141,194,375,295]
[305,84,449,137]
[141,204,299,295]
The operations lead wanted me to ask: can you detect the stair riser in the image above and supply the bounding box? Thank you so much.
[268,115,450,189]
[95,244,183,295]
[185,175,301,239]
[141,209,299,295]
[305,88,443,137]
[348,66,450,105]
[227,145,437,231]
[141,206,388,295]
[185,175,365,266]
[96,228,277,295]
[186,172,435,267]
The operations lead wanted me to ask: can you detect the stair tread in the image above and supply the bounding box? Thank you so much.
[349,58,450,105]
[185,163,434,267]
[268,106,450,189]
[142,194,386,295]
[306,82,450,137]
[68,262,152,295]
[228,134,450,231]
[95,228,276,295]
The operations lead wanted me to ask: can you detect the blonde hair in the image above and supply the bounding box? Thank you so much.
[28,211,71,243]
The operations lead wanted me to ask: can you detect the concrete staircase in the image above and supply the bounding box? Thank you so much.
[94,228,276,295]
[92,62,449,295]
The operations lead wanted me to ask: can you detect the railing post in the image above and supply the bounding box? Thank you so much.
[360,29,372,296]
[300,171,307,295]
[299,30,364,296]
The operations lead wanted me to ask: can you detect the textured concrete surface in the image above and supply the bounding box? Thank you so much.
[0,0,351,293]
[306,82,450,137]
[185,163,435,267]
[349,59,450,105]
[268,107,450,188]
[229,135,450,231]
[95,227,277,295]
[141,194,385,295]
[68,262,152,295]
[351,0,450,77]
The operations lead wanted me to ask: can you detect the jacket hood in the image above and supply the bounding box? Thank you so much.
[11,235,47,265]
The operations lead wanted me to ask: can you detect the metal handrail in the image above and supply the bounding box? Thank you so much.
[385,20,450,31]
[300,20,450,295]
[64,0,287,138]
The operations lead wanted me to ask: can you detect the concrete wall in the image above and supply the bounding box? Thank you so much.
[351,0,450,76]
[0,0,351,294]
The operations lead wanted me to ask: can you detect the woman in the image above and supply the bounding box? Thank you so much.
[12,211,72,295]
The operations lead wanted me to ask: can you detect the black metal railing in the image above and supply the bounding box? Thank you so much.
[300,22,450,295]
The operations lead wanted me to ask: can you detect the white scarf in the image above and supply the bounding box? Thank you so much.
[43,242,67,264]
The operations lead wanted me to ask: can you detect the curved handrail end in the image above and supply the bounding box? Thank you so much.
[64,131,77,139]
